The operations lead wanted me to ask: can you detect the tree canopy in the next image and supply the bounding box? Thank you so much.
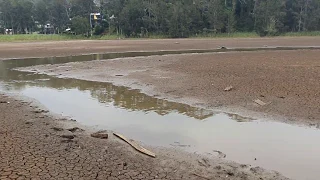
[1,0,320,37]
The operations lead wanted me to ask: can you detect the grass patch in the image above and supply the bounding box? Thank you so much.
[0,34,85,42]
[98,34,125,40]
[284,31,320,37]
[0,34,126,42]
[2,31,320,42]
[191,32,259,38]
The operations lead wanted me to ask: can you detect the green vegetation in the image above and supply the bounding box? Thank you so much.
[191,32,260,38]
[0,0,320,41]
[0,0,320,40]
[2,31,320,42]
[284,31,320,37]
[0,34,125,42]
[1,0,320,38]
[0,34,79,42]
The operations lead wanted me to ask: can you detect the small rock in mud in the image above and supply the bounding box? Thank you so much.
[58,118,68,121]
[250,167,264,174]
[52,127,64,131]
[213,150,227,159]
[0,101,10,104]
[240,164,248,168]
[32,109,49,114]
[61,139,74,143]
[60,134,75,139]
[91,131,108,139]
[67,127,84,133]
[226,171,235,176]
[224,86,234,91]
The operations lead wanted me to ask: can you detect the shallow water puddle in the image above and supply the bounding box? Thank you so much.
[1,54,320,180]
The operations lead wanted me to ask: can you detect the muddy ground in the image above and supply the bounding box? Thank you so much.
[2,37,320,180]
[1,37,320,59]
[20,49,320,126]
[0,94,288,180]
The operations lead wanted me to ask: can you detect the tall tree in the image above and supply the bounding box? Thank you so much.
[70,0,96,18]
[254,0,286,36]
[1,0,320,36]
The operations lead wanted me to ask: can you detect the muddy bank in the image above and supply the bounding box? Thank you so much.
[18,49,320,126]
[1,37,320,59]
[0,94,288,180]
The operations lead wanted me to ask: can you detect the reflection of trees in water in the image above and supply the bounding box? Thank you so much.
[90,84,214,120]
[2,70,214,120]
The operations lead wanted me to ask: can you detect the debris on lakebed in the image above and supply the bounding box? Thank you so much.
[253,99,270,106]
[52,127,64,131]
[68,127,84,133]
[113,132,156,158]
[213,150,227,159]
[91,131,108,139]
[224,86,234,92]
[32,109,49,113]
[0,101,10,104]
[60,134,76,139]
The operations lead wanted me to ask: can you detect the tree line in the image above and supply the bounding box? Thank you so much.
[1,0,320,37]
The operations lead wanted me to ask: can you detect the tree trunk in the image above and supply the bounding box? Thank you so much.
[303,0,309,31]
[298,5,303,32]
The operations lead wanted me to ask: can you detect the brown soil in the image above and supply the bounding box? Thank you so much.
[0,94,288,180]
[1,37,320,59]
[21,49,320,125]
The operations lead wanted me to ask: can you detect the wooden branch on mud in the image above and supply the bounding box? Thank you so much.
[113,132,156,158]
[254,99,267,106]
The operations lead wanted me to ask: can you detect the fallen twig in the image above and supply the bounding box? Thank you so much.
[113,132,156,158]
[254,99,267,106]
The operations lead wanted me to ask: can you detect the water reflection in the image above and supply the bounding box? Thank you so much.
[1,67,217,120]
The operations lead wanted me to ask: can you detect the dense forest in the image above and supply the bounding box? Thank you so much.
[1,0,320,37]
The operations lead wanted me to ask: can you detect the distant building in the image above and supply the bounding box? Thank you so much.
[44,24,54,34]
[90,13,102,28]
[5,29,13,35]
